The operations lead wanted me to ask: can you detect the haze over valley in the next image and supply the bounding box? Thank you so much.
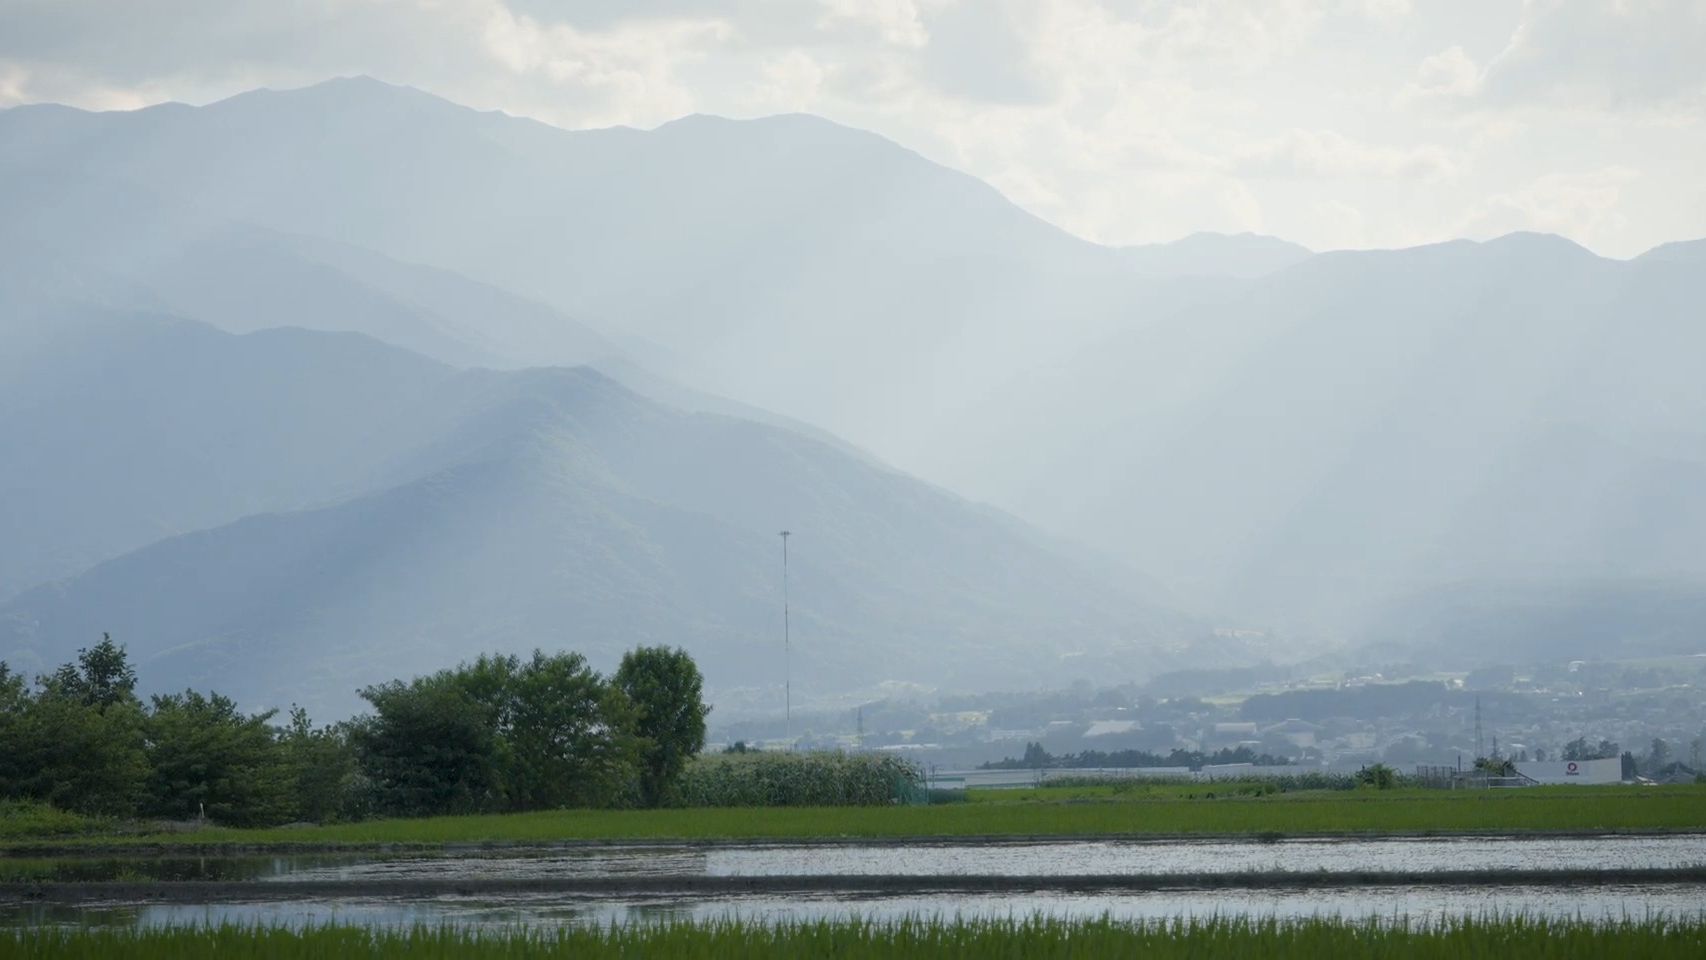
[2,77,1704,720]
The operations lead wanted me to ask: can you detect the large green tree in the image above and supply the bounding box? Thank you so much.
[280,706,367,824]
[351,651,648,816]
[0,638,148,816]
[615,646,709,806]
[502,651,641,811]
[352,675,501,817]
[143,691,292,826]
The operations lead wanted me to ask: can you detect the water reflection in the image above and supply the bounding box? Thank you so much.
[7,836,1705,932]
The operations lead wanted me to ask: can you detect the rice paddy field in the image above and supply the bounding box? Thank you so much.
[12,784,1704,850]
[7,916,1706,959]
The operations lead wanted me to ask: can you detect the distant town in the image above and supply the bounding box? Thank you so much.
[714,651,1706,785]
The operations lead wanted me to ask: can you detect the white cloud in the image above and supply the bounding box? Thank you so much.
[1238,129,1467,182]
[817,0,929,48]
[748,48,827,112]
[478,4,728,125]
[1481,0,1706,111]
[0,62,28,107]
[1457,167,1642,241]
[1398,45,1481,102]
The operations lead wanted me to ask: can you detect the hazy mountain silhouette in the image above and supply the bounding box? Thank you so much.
[0,78,1309,472]
[0,312,1189,715]
[4,78,1702,679]
[936,232,1706,645]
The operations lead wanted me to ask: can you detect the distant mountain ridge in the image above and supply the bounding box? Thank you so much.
[0,310,1190,716]
[0,78,1317,475]
[4,77,1704,689]
[929,230,1706,642]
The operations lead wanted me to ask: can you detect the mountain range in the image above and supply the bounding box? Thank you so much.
[3,77,1704,709]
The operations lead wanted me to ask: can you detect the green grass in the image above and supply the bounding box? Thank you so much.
[965,779,1296,802]
[10,784,1705,850]
[6,917,1706,959]
[0,802,107,841]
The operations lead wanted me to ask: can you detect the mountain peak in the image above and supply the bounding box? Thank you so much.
[1635,237,1706,263]
[1479,231,1598,260]
[205,75,469,120]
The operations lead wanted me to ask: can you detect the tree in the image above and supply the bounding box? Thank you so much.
[1022,742,1051,769]
[1357,763,1398,789]
[0,663,25,791]
[615,647,709,806]
[1473,756,1515,777]
[353,676,501,817]
[505,651,642,810]
[5,691,147,816]
[2,643,148,816]
[43,634,137,709]
[143,691,292,826]
[353,651,648,816]
[280,706,367,824]
[1644,738,1672,775]
[1563,737,1620,761]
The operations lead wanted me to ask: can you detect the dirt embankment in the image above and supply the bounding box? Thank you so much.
[6,867,1706,904]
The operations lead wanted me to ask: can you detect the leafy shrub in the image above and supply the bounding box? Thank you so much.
[671,752,922,807]
[0,800,108,839]
[1356,763,1399,790]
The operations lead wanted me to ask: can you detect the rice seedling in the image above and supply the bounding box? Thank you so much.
[12,784,1705,851]
[5,915,1705,959]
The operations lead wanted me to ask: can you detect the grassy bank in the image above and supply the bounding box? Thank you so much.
[6,917,1706,959]
[8,784,1704,851]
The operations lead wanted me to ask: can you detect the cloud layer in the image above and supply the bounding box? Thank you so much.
[1,0,1702,256]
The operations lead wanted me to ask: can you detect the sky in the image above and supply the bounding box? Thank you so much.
[1,0,1703,258]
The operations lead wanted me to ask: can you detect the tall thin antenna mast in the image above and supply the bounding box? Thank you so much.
[780,530,791,747]
[1474,695,1484,760]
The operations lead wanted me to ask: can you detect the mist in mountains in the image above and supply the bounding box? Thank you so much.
[3,78,1704,713]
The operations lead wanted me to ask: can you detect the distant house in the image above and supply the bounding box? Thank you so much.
[1262,718,1322,749]
[1083,720,1141,739]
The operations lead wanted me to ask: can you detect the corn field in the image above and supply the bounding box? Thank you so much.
[671,752,922,807]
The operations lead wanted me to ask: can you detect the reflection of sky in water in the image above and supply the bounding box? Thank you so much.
[698,835,1706,878]
[264,834,1706,882]
[8,837,1706,932]
[10,835,1706,885]
[7,884,1706,931]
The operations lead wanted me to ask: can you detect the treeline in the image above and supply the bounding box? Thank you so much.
[0,636,707,825]
[981,743,1291,771]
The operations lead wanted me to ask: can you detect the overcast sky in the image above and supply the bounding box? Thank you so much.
[2,0,1703,257]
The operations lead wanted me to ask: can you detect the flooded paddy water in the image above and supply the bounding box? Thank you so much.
[6,834,1705,930]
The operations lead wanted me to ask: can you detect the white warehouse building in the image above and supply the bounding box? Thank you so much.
[1513,757,1623,785]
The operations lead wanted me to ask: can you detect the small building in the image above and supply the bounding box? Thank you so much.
[1262,718,1321,749]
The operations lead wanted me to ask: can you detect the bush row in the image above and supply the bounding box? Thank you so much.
[672,752,923,807]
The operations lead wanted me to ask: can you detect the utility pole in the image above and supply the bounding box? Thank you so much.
[1474,695,1484,759]
[780,530,791,748]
